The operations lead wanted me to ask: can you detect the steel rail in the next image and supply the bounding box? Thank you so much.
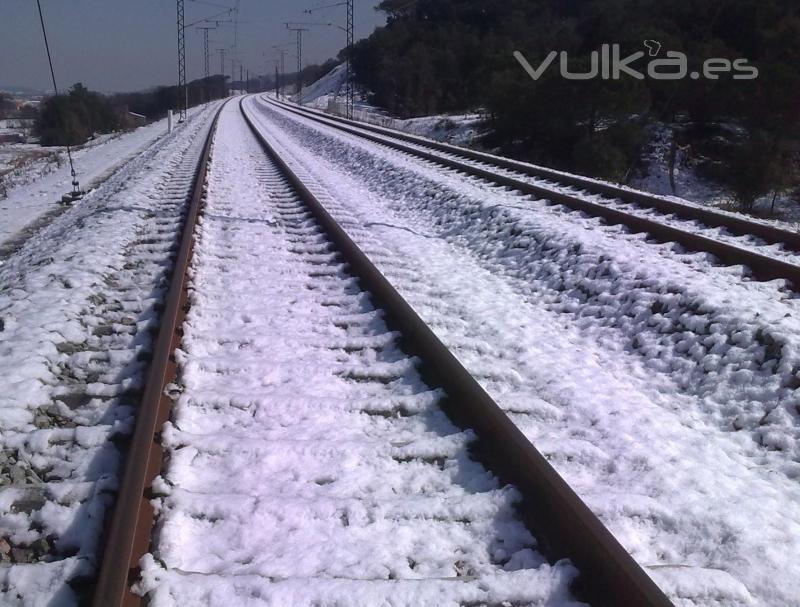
[92,101,226,607]
[261,95,800,287]
[240,96,674,607]
[266,95,800,252]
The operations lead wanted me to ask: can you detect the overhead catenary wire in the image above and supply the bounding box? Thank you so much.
[35,0,81,198]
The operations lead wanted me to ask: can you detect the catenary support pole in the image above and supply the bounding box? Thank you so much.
[177,0,187,120]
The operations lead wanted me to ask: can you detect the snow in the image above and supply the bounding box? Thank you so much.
[244,95,800,606]
[633,124,800,226]
[296,66,484,146]
[274,99,800,269]
[0,105,207,257]
[136,101,582,607]
[298,62,348,105]
[0,102,220,606]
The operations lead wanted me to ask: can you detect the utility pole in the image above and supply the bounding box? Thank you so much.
[345,0,354,119]
[197,26,215,78]
[286,22,330,104]
[303,2,354,118]
[246,69,249,92]
[272,45,290,99]
[177,0,187,120]
[285,26,307,104]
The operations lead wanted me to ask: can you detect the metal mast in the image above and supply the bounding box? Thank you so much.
[303,2,354,118]
[272,45,290,99]
[197,26,215,78]
[177,0,187,120]
[346,0,354,119]
[285,24,309,104]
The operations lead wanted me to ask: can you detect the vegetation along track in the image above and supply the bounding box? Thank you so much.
[263,95,800,288]
[91,95,673,606]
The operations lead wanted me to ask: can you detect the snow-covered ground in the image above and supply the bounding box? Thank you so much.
[0,102,219,606]
[632,125,800,225]
[246,95,800,607]
[298,66,798,223]
[138,101,581,607]
[296,64,485,146]
[0,106,206,257]
[270,99,800,267]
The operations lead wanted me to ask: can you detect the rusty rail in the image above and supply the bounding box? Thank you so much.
[92,102,225,607]
[240,96,674,607]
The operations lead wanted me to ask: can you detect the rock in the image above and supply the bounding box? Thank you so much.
[9,465,26,484]
[93,325,114,337]
[10,547,29,564]
[11,489,46,514]
[31,538,51,559]
[56,342,84,354]
[34,415,52,429]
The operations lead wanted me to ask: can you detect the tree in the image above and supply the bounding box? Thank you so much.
[0,92,15,119]
[351,0,800,195]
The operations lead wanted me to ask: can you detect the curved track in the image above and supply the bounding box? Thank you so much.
[91,98,673,607]
[263,95,800,287]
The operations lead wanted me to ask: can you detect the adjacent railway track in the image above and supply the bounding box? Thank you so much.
[92,96,673,606]
[262,95,800,288]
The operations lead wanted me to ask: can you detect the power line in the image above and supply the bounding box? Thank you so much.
[35,0,82,200]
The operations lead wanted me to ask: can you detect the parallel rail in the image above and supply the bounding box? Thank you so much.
[239,98,673,606]
[92,95,673,607]
[263,95,800,288]
[92,102,225,607]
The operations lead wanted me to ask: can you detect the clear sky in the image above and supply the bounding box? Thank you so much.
[0,0,386,93]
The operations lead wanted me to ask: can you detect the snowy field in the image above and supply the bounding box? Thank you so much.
[138,101,582,606]
[0,106,206,257]
[246,95,800,607]
[0,103,219,606]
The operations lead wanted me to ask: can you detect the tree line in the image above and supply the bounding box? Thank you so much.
[33,75,228,147]
[31,56,338,149]
[351,0,799,210]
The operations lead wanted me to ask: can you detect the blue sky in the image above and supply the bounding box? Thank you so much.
[1,0,386,92]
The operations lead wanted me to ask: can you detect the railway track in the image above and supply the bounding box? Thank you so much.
[262,95,800,288]
[91,98,674,606]
[0,104,222,604]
